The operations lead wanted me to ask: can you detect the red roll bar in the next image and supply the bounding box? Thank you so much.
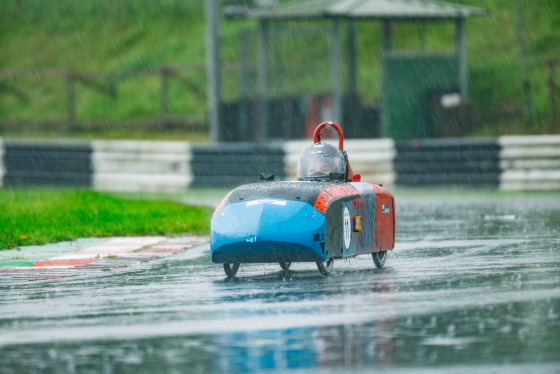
[313,121,344,150]
[312,121,360,182]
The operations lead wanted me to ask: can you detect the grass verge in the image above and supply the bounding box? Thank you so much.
[0,189,213,250]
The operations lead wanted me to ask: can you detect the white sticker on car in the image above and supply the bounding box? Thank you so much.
[246,199,287,206]
[343,206,351,250]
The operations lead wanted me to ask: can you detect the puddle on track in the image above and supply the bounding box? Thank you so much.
[0,195,559,373]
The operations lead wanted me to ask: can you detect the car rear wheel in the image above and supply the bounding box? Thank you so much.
[223,263,240,277]
[279,262,291,271]
[372,251,387,268]
[316,258,334,276]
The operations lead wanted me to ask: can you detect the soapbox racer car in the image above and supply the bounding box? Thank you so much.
[211,121,395,277]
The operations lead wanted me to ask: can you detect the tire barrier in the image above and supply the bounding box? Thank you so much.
[191,143,285,188]
[394,138,501,188]
[92,140,191,192]
[2,140,92,187]
[0,136,558,191]
[499,135,560,190]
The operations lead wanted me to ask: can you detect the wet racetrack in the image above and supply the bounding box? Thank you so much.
[1,192,559,373]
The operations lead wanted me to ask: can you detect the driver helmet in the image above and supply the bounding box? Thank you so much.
[297,142,346,181]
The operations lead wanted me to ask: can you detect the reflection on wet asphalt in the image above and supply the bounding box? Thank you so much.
[1,194,559,373]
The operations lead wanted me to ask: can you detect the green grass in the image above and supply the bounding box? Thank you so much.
[0,189,213,250]
[0,0,559,137]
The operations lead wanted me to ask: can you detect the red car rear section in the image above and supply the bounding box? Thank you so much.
[374,184,396,252]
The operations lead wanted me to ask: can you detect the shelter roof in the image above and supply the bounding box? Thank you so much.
[249,0,486,21]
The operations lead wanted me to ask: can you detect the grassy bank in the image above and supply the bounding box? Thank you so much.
[1,0,559,138]
[0,189,213,250]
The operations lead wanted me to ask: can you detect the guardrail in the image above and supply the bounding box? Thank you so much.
[0,136,558,191]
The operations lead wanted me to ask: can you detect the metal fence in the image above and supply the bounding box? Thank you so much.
[546,57,560,127]
[0,65,207,134]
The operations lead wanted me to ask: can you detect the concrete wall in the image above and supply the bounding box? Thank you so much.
[1,136,559,191]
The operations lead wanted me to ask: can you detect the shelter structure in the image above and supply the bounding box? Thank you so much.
[242,0,485,140]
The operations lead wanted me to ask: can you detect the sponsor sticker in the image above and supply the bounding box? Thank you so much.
[382,204,390,214]
[246,199,287,206]
[353,216,362,232]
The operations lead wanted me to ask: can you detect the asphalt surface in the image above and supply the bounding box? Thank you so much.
[1,192,559,373]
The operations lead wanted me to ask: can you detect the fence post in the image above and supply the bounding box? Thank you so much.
[548,58,558,127]
[160,66,170,117]
[65,69,77,131]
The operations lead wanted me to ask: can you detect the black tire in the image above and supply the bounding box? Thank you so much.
[316,258,334,276]
[372,251,387,268]
[223,263,240,277]
[279,262,291,271]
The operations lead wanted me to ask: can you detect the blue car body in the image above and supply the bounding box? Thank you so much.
[211,198,326,263]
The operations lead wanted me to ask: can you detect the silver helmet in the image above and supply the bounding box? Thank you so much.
[297,142,346,181]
